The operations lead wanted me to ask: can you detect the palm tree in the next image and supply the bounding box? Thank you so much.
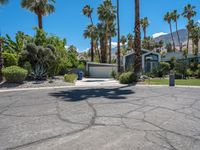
[164,12,175,52]
[190,24,200,55]
[120,35,127,55]
[97,0,116,63]
[82,5,94,25]
[171,10,182,51]
[134,0,142,76]
[0,0,8,5]
[186,20,196,55]
[83,25,97,62]
[140,17,149,39]
[21,0,55,29]
[117,0,120,72]
[82,5,95,61]
[127,33,134,50]
[108,23,116,63]
[97,23,107,63]
[182,4,196,51]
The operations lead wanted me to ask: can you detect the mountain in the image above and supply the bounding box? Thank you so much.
[154,29,188,46]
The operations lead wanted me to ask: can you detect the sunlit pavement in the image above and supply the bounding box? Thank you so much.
[0,86,200,150]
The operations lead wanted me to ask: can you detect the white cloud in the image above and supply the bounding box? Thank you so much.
[152,32,168,38]
[197,20,200,24]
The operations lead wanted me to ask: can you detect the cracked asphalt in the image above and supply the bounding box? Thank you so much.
[0,86,200,150]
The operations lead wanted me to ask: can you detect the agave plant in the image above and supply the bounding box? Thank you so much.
[31,64,48,80]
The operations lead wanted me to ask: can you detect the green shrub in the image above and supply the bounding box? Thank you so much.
[175,61,188,79]
[64,74,77,83]
[23,61,32,75]
[186,69,193,77]
[77,62,85,71]
[2,52,18,67]
[111,70,117,79]
[152,62,170,78]
[119,72,137,84]
[2,66,28,83]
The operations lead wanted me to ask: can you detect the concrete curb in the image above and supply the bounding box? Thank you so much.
[0,83,200,93]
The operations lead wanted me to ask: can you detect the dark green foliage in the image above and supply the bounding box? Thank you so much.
[64,74,77,83]
[111,70,117,79]
[2,52,18,67]
[2,66,28,83]
[77,62,85,71]
[175,61,188,79]
[119,72,137,84]
[169,57,176,69]
[152,62,170,78]
[20,43,56,80]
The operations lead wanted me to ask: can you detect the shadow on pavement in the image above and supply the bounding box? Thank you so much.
[49,86,134,102]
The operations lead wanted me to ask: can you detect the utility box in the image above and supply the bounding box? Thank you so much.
[169,70,175,87]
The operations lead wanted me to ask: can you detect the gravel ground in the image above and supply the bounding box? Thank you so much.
[0,76,73,89]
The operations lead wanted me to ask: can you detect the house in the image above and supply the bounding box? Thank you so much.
[161,52,200,63]
[86,49,161,78]
[123,49,161,72]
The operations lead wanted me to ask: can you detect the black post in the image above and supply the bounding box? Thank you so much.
[169,70,175,87]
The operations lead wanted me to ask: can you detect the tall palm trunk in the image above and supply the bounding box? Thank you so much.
[38,13,43,29]
[96,41,101,62]
[134,0,141,76]
[143,27,146,39]
[186,31,190,53]
[109,37,112,64]
[117,0,121,73]
[175,21,182,51]
[100,38,106,63]
[91,39,94,62]
[90,15,94,62]
[169,23,175,52]
[104,24,109,63]
[0,39,3,82]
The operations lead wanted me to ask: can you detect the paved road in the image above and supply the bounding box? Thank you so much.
[0,86,200,150]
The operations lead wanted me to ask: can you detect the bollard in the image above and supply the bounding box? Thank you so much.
[169,70,175,87]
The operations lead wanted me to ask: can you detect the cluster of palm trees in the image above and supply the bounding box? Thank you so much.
[164,4,199,56]
[83,0,116,64]
[83,0,142,75]
[0,0,55,29]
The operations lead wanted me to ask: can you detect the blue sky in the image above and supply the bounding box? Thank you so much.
[0,0,199,52]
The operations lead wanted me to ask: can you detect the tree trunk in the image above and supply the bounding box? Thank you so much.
[169,23,175,52]
[91,39,94,62]
[100,38,106,63]
[175,21,182,51]
[117,0,121,73]
[38,13,43,29]
[0,39,3,82]
[96,41,101,62]
[104,24,109,63]
[134,0,142,76]
[109,37,112,64]
[187,31,190,54]
[143,27,146,39]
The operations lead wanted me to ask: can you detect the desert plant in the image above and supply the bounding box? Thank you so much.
[2,66,28,83]
[20,43,56,79]
[64,73,77,83]
[119,72,137,84]
[31,64,48,80]
[111,70,117,79]
[2,52,18,67]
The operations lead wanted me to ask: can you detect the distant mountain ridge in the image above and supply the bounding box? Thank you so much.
[154,29,188,46]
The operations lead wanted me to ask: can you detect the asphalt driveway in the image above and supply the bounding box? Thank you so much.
[0,86,200,150]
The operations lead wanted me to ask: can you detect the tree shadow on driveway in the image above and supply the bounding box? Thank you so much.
[49,86,135,102]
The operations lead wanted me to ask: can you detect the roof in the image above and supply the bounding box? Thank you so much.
[162,52,200,62]
[123,49,160,58]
